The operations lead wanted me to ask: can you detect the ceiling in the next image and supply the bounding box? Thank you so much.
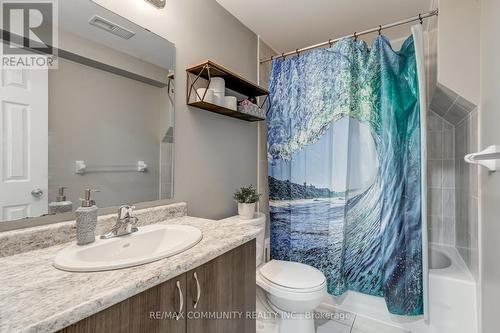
[59,0,175,69]
[216,0,432,52]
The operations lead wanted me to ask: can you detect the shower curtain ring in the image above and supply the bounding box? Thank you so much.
[328,39,333,48]
[354,32,358,41]
[419,14,423,24]
[296,49,300,57]
[282,52,286,59]
[378,25,382,35]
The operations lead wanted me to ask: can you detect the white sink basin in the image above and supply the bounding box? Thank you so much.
[54,224,202,272]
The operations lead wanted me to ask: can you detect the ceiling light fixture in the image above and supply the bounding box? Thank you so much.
[145,0,166,9]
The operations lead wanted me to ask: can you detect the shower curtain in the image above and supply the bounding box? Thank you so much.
[267,27,426,316]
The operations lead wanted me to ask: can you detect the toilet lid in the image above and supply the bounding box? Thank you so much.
[259,260,326,290]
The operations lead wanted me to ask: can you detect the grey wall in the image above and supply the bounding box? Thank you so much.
[438,0,480,106]
[480,0,500,331]
[48,58,169,207]
[94,0,260,220]
[169,0,258,219]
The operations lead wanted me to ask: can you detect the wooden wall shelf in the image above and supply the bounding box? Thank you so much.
[186,60,269,122]
[187,101,264,122]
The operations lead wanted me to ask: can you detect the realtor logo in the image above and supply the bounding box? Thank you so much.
[1,0,58,68]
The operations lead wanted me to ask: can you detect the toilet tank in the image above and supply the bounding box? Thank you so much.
[218,212,266,266]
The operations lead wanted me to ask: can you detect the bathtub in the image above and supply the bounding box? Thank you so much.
[421,245,477,333]
[321,244,477,333]
[429,246,452,269]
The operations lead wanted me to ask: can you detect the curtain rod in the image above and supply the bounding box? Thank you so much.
[259,9,438,64]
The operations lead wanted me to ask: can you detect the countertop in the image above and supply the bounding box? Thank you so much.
[0,216,260,333]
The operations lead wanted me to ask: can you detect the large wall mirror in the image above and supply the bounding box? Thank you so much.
[0,0,175,230]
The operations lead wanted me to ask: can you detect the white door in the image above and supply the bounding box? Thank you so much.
[0,67,48,222]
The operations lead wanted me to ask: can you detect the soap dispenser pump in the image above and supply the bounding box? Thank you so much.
[75,189,99,246]
[48,186,73,214]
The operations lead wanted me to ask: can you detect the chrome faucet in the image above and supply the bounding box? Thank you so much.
[100,205,139,239]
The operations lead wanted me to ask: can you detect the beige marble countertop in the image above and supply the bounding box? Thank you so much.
[0,216,259,333]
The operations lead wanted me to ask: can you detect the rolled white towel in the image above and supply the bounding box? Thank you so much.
[208,77,225,93]
[224,96,237,110]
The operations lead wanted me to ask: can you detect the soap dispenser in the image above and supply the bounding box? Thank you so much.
[75,189,98,246]
[48,186,73,214]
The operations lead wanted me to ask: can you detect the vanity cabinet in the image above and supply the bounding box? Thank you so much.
[186,240,256,333]
[57,240,255,333]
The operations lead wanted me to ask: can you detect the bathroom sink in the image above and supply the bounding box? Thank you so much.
[54,224,202,272]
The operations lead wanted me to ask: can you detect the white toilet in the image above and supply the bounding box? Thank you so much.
[220,213,327,333]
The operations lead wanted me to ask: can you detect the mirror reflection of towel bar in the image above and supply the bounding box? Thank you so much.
[75,160,147,174]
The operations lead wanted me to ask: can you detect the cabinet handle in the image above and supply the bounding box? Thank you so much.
[176,281,183,320]
[193,272,201,309]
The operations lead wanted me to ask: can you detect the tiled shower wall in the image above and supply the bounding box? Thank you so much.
[427,111,456,245]
[429,83,479,280]
[455,109,479,280]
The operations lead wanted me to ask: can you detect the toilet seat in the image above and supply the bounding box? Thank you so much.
[257,271,326,304]
[259,260,326,291]
[258,271,326,293]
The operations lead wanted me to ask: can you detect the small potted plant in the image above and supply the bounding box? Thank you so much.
[234,185,261,219]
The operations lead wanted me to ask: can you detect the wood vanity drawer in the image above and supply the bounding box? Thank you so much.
[57,240,256,333]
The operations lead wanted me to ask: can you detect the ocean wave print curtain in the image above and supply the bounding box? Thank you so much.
[267,33,424,315]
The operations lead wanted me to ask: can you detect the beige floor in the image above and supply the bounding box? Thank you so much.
[256,292,411,333]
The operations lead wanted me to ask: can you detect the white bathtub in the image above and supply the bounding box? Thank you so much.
[421,245,477,333]
[321,245,477,333]
[429,246,452,269]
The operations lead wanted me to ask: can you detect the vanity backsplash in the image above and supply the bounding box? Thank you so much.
[0,202,187,258]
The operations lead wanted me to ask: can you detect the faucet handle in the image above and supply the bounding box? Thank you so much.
[117,204,135,220]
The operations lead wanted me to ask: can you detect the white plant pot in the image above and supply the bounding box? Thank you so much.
[238,203,256,220]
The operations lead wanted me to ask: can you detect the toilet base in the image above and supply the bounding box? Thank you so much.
[266,299,316,333]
